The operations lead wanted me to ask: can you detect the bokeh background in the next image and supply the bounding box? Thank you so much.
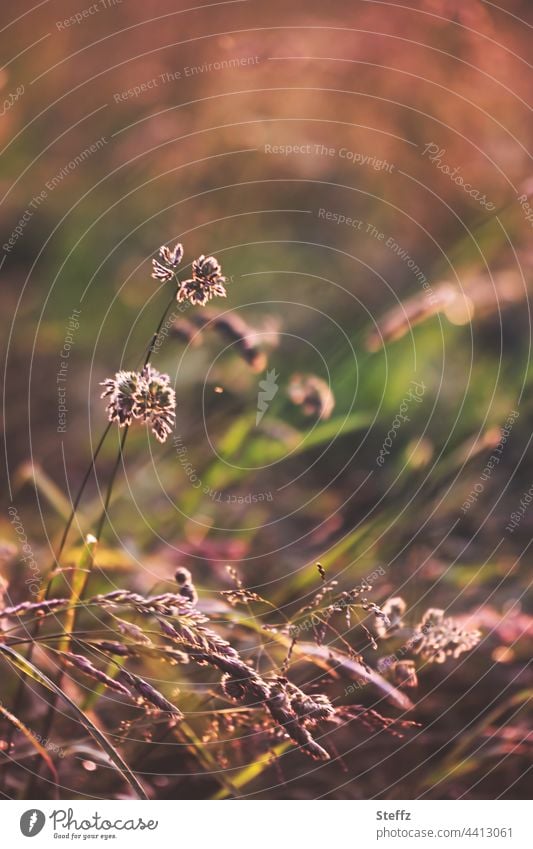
[1,0,532,799]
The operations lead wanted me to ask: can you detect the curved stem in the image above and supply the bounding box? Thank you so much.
[33,426,130,771]
[11,280,179,792]
[3,421,112,767]
[94,425,130,545]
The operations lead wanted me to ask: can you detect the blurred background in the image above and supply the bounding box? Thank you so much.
[1,0,532,799]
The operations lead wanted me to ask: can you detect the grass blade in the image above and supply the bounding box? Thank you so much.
[0,704,59,789]
[212,741,290,800]
[57,533,97,654]
[0,643,148,799]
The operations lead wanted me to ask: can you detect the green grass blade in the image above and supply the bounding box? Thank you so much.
[58,533,97,655]
[212,741,290,800]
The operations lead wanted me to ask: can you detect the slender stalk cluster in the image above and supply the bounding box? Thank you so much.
[70,589,332,760]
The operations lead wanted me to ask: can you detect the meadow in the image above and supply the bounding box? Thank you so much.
[1,0,532,800]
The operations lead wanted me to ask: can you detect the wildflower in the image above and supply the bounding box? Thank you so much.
[151,259,174,282]
[177,254,227,306]
[159,242,183,268]
[101,365,176,443]
[151,242,184,282]
[100,370,141,426]
[133,365,176,443]
[412,608,481,663]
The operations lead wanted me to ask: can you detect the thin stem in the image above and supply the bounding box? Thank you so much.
[142,289,178,367]
[46,421,113,597]
[94,425,130,545]
[3,422,113,767]
[35,424,126,734]
[22,280,180,795]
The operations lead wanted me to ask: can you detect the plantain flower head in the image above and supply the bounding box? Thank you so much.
[101,365,176,443]
[152,242,184,282]
[177,254,227,306]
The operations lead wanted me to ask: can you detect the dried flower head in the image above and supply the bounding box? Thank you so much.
[133,365,176,443]
[177,254,227,306]
[159,243,184,268]
[151,259,174,282]
[412,608,481,663]
[100,370,141,427]
[151,242,184,282]
[101,365,176,443]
